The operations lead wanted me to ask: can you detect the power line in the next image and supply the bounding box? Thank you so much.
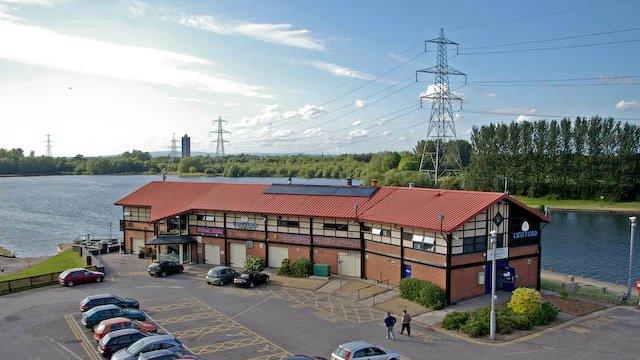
[460,75,640,84]
[460,109,640,121]
[459,38,640,55]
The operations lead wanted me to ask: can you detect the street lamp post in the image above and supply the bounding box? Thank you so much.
[489,230,497,341]
[628,217,637,299]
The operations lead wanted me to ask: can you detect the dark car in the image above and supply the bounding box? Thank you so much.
[81,304,146,329]
[58,268,105,287]
[81,294,139,312]
[205,266,239,286]
[138,349,200,360]
[111,335,184,360]
[233,272,269,288]
[148,262,183,277]
[98,328,148,357]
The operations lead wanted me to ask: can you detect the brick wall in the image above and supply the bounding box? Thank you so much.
[510,256,538,288]
[313,248,340,275]
[365,252,400,284]
[404,261,446,289]
[450,265,485,302]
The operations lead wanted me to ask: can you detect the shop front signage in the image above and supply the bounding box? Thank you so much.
[512,220,538,239]
[196,227,224,236]
[233,221,258,230]
[487,247,508,261]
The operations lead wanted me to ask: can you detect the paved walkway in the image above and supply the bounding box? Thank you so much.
[542,269,639,296]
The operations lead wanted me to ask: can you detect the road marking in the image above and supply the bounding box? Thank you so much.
[64,313,100,360]
[43,334,85,360]
[567,326,591,334]
[143,310,196,356]
[231,297,271,319]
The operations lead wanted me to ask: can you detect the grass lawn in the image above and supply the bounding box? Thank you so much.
[0,250,86,281]
[515,196,640,212]
[541,279,639,305]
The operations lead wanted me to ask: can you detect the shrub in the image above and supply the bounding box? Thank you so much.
[462,307,490,338]
[559,289,569,299]
[244,256,264,272]
[399,278,446,310]
[277,258,292,276]
[442,311,469,331]
[528,302,558,326]
[292,258,313,277]
[508,287,542,316]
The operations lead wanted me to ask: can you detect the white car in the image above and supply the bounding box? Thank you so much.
[331,341,399,360]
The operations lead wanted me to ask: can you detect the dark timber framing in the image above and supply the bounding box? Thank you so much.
[309,217,314,263]
[445,233,453,305]
[399,227,405,280]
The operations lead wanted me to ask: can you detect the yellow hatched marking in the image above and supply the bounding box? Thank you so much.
[156,311,222,325]
[567,326,591,334]
[191,336,267,355]
[585,316,616,327]
[172,324,247,339]
[145,300,200,313]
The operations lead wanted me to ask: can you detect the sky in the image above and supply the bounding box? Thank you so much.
[1,0,639,156]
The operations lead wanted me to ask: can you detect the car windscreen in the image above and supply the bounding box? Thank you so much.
[208,270,221,276]
[126,338,147,353]
[334,346,349,358]
[240,274,250,279]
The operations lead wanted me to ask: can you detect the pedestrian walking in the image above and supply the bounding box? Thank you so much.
[400,309,411,336]
[384,312,396,340]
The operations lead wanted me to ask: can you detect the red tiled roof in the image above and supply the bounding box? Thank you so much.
[115,181,548,232]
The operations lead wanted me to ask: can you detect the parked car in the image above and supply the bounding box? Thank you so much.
[58,268,104,287]
[331,341,399,360]
[94,317,157,341]
[81,304,146,329]
[137,349,200,360]
[205,266,239,286]
[98,328,148,357]
[111,335,184,360]
[233,272,269,288]
[148,262,183,277]
[81,294,139,312]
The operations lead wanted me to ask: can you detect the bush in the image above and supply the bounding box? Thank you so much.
[244,256,264,272]
[399,278,446,310]
[559,289,569,299]
[528,302,558,326]
[442,311,469,331]
[292,258,313,277]
[277,258,292,276]
[508,287,542,316]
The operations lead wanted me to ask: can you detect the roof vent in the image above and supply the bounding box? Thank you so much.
[408,182,415,188]
[435,192,442,197]
[346,177,353,187]
[371,178,379,187]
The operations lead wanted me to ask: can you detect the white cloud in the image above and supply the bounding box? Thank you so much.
[272,129,291,138]
[615,100,640,111]
[485,92,496,99]
[354,99,365,108]
[167,97,239,106]
[0,4,19,21]
[351,120,362,126]
[348,129,369,138]
[381,130,390,136]
[302,128,323,136]
[0,20,270,98]
[420,83,446,97]
[301,60,372,79]
[514,109,537,123]
[0,0,64,5]
[127,2,325,51]
[235,103,326,128]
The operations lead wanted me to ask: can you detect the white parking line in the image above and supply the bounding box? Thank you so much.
[43,334,85,360]
[231,297,271,319]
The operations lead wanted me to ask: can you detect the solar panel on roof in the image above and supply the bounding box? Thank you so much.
[264,184,378,197]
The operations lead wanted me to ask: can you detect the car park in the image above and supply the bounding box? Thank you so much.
[111,334,184,360]
[81,304,146,329]
[331,341,399,360]
[58,268,104,287]
[137,349,200,360]
[233,271,269,288]
[285,356,328,360]
[98,328,148,357]
[94,317,157,341]
[148,262,183,277]
[205,266,239,286]
[81,294,140,312]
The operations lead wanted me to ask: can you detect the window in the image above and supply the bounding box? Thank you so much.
[412,234,435,251]
[197,214,215,222]
[277,219,299,227]
[361,225,372,232]
[323,223,348,231]
[402,232,413,241]
[373,228,391,236]
[462,235,487,253]
[166,217,180,233]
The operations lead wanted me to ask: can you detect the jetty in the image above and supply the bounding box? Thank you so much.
[0,246,15,258]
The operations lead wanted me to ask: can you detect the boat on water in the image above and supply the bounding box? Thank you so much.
[0,246,15,258]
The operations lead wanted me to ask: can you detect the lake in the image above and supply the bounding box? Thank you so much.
[0,175,637,284]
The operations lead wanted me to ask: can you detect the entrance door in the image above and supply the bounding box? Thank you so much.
[204,244,221,265]
[338,252,361,277]
[485,259,509,294]
[268,246,289,268]
[131,239,145,255]
[230,243,246,269]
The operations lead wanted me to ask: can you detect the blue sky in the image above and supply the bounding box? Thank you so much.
[1,0,639,156]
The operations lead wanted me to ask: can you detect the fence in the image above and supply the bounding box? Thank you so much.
[0,265,97,296]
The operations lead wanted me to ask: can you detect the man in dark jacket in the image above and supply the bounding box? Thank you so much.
[384,312,396,340]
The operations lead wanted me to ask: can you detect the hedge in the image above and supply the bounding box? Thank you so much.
[244,256,264,272]
[399,278,446,310]
[277,258,313,278]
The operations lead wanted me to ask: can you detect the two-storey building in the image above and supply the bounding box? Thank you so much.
[115,181,548,303]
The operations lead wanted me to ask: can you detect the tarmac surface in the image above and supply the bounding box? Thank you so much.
[0,253,639,360]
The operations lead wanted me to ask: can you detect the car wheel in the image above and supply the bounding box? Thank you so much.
[219,280,224,286]
[249,281,255,288]
[161,271,167,277]
[265,276,270,283]
[67,281,74,287]
[179,267,184,273]
[96,277,102,283]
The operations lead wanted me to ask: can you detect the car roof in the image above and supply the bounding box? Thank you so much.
[103,328,142,339]
[136,334,175,345]
[86,293,117,300]
[86,304,120,314]
[339,340,374,350]
[138,349,177,359]
[99,317,131,325]
[62,267,86,273]
[210,266,230,270]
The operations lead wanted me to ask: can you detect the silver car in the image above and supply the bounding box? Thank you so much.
[205,266,239,286]
[331,341,399,360]
[111,334,184,360]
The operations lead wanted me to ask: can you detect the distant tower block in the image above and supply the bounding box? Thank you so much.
[181,134,191,158]
[169,133,178,163]
[416,28,467,184]
[210,116,230,157]
[45,133,53,157]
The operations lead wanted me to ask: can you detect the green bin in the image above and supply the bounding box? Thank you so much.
[313,264,331,277]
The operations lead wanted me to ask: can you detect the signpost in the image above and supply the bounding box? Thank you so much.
[489,230,497,341]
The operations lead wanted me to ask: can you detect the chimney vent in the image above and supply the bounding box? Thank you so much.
[371,178,379,187]
[408,182,415,188]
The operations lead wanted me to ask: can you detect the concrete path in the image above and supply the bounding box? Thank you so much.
[542,269,639,296]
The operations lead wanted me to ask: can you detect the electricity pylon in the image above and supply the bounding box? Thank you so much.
[210,116,230,157]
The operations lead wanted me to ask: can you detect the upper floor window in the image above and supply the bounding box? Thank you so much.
[323,223,348,231]
[277,219,299,228]
[196,214,215,222]
[463,235,487,253]
[372,228,391,236]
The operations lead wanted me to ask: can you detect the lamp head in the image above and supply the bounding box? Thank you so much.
[489,230,497,238]
[630,216,637,224]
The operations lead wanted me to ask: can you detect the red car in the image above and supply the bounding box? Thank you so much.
[58,268,104,287]
[93,317,157,341]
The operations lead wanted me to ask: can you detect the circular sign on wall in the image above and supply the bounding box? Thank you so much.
[521,220,530,232]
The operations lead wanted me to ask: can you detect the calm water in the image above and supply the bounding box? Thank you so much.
[0,175,637,284]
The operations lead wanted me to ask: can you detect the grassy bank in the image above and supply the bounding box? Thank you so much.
[516,196,640,212]
[0,250,86,281]
[541,279,639,305]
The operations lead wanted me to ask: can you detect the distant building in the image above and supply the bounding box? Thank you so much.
[181,134,191,158]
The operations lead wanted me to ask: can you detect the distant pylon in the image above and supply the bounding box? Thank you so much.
[45,134,52,157]
[416,28,467,185]
[210,116,230,157]
[169,133,178,163]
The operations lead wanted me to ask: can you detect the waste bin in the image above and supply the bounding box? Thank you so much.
[313,264,331,277]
